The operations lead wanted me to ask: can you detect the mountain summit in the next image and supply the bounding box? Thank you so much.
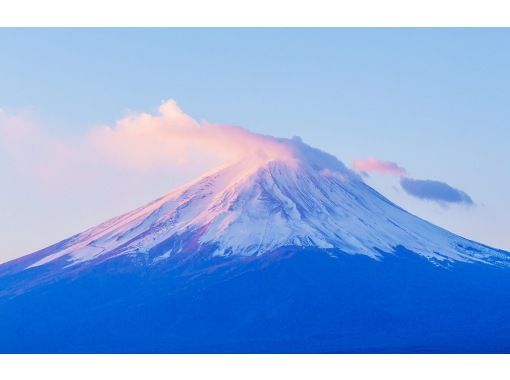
[1,138,510,353]
[11,137,509,272]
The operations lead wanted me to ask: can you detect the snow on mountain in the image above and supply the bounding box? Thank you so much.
[24,137,509,270]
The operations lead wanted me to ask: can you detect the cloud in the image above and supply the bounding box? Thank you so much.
[352,156,406,176]
[0,100,298,188]
[400,177,474,206]
[0,108,36,146]
[351,155,473,207]
[88,100,294,171]
[0,108,74,184]
[1,101,476,211]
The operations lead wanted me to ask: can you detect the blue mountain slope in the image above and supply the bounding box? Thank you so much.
[1,247,510,353]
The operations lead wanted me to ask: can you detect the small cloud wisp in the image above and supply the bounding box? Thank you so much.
[352,154,474,207]
[400,177,474,206]
[352,156,407,176]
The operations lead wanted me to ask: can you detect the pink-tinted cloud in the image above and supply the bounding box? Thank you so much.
[352,156,407,176]
[0,108,36,146]
[88,100,296,171]
[1,100,298,188]
[0,108,78,186]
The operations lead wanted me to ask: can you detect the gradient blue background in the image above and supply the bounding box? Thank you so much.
[1,28,509,261]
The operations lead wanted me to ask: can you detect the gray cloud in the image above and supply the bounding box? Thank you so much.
[400,177,474,206]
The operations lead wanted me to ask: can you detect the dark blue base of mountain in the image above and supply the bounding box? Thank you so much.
[1,247,510,353]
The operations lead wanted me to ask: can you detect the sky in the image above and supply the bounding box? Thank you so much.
[1,28,509,262]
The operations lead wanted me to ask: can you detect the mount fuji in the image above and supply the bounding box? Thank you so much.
[1,137,509,353]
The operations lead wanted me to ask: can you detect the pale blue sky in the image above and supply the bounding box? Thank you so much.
[1,28,509,261]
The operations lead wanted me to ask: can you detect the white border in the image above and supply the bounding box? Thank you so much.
[0,0,509,26]
[1,354,510,380]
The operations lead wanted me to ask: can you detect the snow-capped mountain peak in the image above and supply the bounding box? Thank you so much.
[24,138,509,269]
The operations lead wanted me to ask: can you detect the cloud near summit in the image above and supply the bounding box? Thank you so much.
[400,177,474,206]
[0,100,295,185]
[1,100,476,209]
[353,156,407,176]
[352,154,474,207]
[89,100,294,171]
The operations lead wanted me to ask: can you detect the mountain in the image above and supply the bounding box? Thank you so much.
[1,137,509,353]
